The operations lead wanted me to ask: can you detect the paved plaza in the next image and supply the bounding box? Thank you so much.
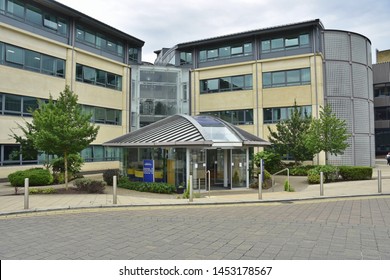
[1,196,390,260]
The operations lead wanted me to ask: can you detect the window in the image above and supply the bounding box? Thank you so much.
[1,42,65,77]
[201,74,252,93]
[25,50,41,72]
[263,68,311,88]
[199,42,252,62]
[4,94,21,114]
[129,48,139,62]
[81,105,122,125]
[76,64,122,91]
[261,34,310,53]
[202,109,254,125]
[23,96,38,116]
[263,106,312,123]
[5,45,23,65]
[76,25,124,57]
[26,5,42,25]
[180,52,192,65]
[0,0,5,12]
[7,0,24,18]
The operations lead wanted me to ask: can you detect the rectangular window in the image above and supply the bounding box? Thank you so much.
[83,66,96,84]
[207,49,218,59]
[26,5,42,25]
[3,145,20,163]
[244,43,252,54]
[0,42,4,63]
[219,77,231,92]
[285,37,299,48]
[96,69,106,86]
[56,59,65,77]
[244,74,252,89]
[22,96,38,116]
[286,70,300,85]
[261,40,271,53]
[43,14,58,30]
[271,38,283,50]
[272,72,285,86]
[25,50,41,72]
[202,109,254,125]
[206,79,219,93]
[199,50,207,61]
[263,68,311,88]
[300,34,309,46]
[0,0,5,12]
[7,0,24,18]
[263,106,312,123]
[301,68,311,84]
[4,94,21,114]
[76,64,122,91]
[5,45,23,65]
[219,47,230,57]
[231,46,243,55]
[232,76,244,91]
[129,48,139,62]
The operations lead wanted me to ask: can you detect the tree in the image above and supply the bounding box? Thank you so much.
[305,104,349,163]
[267,103,314,165]
[23,86,99,189]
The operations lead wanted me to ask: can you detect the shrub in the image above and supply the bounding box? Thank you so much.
[73,178,106,194]
[249,170,272,189]
[29,187,57,194]
[307,165,339,184]
[284,180,295,192]
[8,168,53,187]
[338,166,372,181]
[290,165,314,176]
[103,169,121,186]
[51,154,84,183]
[253,150,282,174]
[118,178,176,194]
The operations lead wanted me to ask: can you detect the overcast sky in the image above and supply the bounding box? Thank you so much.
[56,0,390,63]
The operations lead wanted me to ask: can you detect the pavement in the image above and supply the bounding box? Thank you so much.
[1,162,390,216]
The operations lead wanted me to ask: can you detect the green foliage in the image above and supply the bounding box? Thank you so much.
[250,170,271,189]
[267,102,314,165]
[306,105,350,162]
[29,187,57,194]
[8,168,53,187]
[253,150,282,174]
[26,86,99,189]
[73,178,106,194]
[290,165,314,176]
[51,153,84,183]
[10,121,39,163]
[118,177,176,194]
[307,165,339,184]
[103,169,121,186]
[284,180,294,192]
[338,166,372,181]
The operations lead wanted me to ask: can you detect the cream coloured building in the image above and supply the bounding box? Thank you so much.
[156,19,375,167]
[0,0,144,178]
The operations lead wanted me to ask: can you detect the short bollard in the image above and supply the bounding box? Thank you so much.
[320,172,324,196]
[189,175,193,202]
[24,178,29,209]
[378,170,382,194]
[113,175,117,205]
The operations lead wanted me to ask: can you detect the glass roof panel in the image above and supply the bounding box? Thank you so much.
[193,116,240,142]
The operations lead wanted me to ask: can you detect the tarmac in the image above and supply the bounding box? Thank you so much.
[1,161,390,216]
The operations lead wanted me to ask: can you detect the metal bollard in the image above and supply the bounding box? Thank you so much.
[189,175,193,202]
[113,175,117,204]
[24,178,29,209]
[258,159,263,200]
[378,170,382,194]
[320,172,324,196]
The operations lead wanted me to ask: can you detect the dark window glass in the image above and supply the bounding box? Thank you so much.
[41,55,55,75]
[0,42,4,63]
[0,0,5,12]
[57,19,67,35]
[199,50,206,61]
[129,48,139,62]
[285,37,299,48]
[286,70,300,85]
[43,14,58,30]
[56,59,65,77]
[84,30,96,45]
[300,34,309,46]
[271,38,283,50]
[5,94,21,114]
[25,50,41,72]
[261,40,270,52]
[206,79,219,93]
[83,66,96,84]
[96,69,106,86]
[232,76,244,91]
[26,5,42,25]
[231,46,243,55]
[272,72,285,86]
[207,49,218,59]
[5,45,23,65]
[219,47,230,57]
[4,145,20,162]
[301,68,311,83]
[0,93,3,113]
[219,77,231,92]
[7,0,24,18]
[244,43,252,54]
[23,96,38,115]
[95,107,105,123]
[245,75,252,89]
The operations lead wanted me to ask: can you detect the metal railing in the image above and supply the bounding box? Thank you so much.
[271,168,290,192]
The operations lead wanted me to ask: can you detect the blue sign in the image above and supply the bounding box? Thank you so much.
[143,160,154,182]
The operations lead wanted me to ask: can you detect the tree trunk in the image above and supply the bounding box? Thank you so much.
[64,151,68,190]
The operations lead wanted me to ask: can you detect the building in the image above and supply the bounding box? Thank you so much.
[373,49,390,156]
[156,19,375,166]
[0,0,144,178]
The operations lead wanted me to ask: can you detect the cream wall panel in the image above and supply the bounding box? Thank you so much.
[0,24,67,59]
[261,56,311,72]
[74,51,124,75]
[199,91,254,111]
[0,66,66,98]
[74,83,123,110]
[262,86,312,108]
[0,117,27,143]
[94,125,123,144]
[197,63,253,80]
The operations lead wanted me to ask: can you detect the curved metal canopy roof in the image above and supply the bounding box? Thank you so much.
[103,114,270,148]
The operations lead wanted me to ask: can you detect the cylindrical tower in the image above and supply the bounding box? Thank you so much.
[322,30,374,166]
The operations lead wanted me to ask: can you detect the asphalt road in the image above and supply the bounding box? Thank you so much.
[1,196,390,260]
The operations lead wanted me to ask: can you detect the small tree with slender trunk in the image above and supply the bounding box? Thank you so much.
[27,86,99,189]
[305,104,350,163]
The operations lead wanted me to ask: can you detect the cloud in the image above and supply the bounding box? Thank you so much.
[56,0,390,63]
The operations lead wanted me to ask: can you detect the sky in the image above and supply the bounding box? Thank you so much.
[56,0,390,63]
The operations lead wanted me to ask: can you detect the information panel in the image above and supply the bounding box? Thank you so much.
[143,159,154,182]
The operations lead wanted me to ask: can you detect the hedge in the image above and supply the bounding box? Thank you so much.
[307,165,339,184]
[338,166,372,181]
[118,178,176,194]
[8,168,53,187]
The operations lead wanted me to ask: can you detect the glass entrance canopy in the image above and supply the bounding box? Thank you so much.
[103,114,270,189]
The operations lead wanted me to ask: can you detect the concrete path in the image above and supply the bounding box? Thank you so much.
[1,163,390,215]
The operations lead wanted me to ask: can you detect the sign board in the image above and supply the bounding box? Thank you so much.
[143,160,154,182]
